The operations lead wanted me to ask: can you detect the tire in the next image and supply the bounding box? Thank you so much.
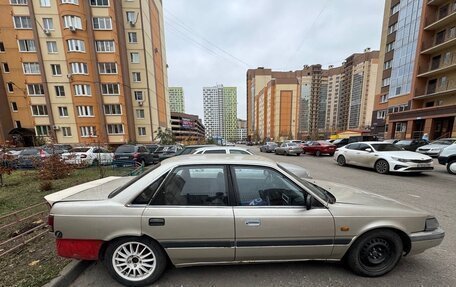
[315,150,321,157]
[337,155,346,166]
[296,153,301,156]
[447,160,456,175]
[104,237,167,286]
[375,159,389,174]
[346,230,403,277]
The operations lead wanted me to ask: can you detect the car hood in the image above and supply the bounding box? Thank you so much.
[376,151,432,159]
[417,144,450,150]
[44,176,134,205]
[311,179,425,214]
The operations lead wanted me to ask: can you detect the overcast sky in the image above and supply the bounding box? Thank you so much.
[163,0,385,121]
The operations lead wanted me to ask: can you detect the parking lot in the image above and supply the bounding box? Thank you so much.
[72,146,456,287]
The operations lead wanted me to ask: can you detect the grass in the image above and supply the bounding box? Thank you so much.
[0,166,133,287]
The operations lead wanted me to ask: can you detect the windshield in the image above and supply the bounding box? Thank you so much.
[71,148,90,153]
[287,143,297,147]
[116,145,135,153]
[371,143,404,151]
[431,140,453,145]
[396,140,412,145]
[278,163,335,204]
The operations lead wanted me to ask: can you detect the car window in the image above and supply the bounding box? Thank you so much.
[397,140,412,145]
[151,165,228,206]
[138,146,148,153]
[132,173,168,204]
[230,150,250,154]
[70,148,90,153]
[204,149,226,154]
[371,143,404,151]
[311,142,319,146]
[357,143,370,151]
[116,145,135,153]
[232,166,305,206]
[22,149,38,155]
[345,143,359,150]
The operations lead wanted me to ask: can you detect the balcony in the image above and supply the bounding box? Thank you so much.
[417,55,456,77]
[427,0,450,6]
[421,33,456,55]
[424,9,456,31]
[415,79,456,99]
[388,104,456,121]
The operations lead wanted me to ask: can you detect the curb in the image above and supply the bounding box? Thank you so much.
[43,260,92,287]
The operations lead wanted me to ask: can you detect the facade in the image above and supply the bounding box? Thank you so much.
[168,87,185,113]
[0,0,170,146]
[170,112,205,144]
[236,118,247,141]
[203,84,237,141]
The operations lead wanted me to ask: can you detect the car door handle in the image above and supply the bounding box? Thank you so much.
[149,218,165,226]
[245,219,261,227]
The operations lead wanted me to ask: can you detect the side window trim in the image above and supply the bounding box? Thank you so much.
[128,170,170,206]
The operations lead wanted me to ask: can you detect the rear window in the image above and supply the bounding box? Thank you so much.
[22,149,38,155]
[431,140,453,145]
[71,148,90,152]
[116,145,135,153]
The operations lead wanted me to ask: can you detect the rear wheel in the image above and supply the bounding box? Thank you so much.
[375,159,389,174]
[296,153,301,156]
[104,237,167,286]
[315,150,321,157]
[447,160,456,175]
[346,230,403,277]
[337,155,346,166]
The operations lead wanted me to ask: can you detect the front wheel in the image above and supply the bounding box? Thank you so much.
[346,230,403,277]
[337,155,346,166]
[447,160,456,175]
[104,237,167,286]
[375,159,389,174]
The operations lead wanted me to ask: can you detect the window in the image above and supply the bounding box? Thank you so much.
[0,42,4,52]
[55,85,65,96]
[136,109,145,119]
[232,166,305,206]
[18,39,36,52]
[204,150,226,154]
[63,15,82,29]
[138,127,146,136]
[391,3,399,15]
[90,0,109,6]
[23,62,41,74]
[104,104,122,115]
[101,83,120,95]
[46,41,58,53]
[80,126,96,137]
[382,77,390,87]
[377,110,386,119]
[151,165,228,206]
[31,105,48,116]
[51,64,62,76]
[130,52,140,63]
[93,17,112,30]
[43,18,54,30]
[67,39,85,52]
[27,84,45,96]
[95,40,115,52]
[388,22,397,34]
[439,76,448,89]
[11,102,18,112]
[380,94,388,103]
[134,91,144,101]
[395,122,406,133]
[107,124,124,135]
[36,125,51,136]
[62,127,72,137]
[230,150,251,155]
[98,62,117,74]
[2,63,9,73]
[74,84,91,96]
[126,11,136,23]
[70,62,88,74]
[384,60,392,69]
[132,173,167,204]
[395,86,402,95]
[77,106,94,117]
[128,32,137,43]
[132,72,141,82]
[10,0,28,4]
[58,106,69,117]
[61,0,79,4]
[13,16,32,29]
[7,83,14,92]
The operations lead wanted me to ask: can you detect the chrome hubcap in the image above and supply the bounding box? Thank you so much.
[449,162,456,173]
[112,242,156,281]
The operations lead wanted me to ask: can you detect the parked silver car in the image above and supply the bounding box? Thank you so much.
[274,143,303,156]
[46,155,444,286]
[416,138,456,157]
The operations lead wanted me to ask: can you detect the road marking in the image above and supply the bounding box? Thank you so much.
[408,194,421,198]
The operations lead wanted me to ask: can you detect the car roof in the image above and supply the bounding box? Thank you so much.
[160,154,277,168]
[194,146,250,151]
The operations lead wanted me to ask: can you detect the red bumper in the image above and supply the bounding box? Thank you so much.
[56,239,104,260]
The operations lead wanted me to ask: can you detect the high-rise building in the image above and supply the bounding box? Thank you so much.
[168,87,185,113]
[236,118,247,141]
[203,85,237,140]
[0,0,169,145]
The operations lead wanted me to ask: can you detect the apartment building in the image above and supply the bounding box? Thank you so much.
[168,87,185,113]
[203,84,237,141]
[0,0,169,146]
[170,112,205,144]
[236,118,247,141]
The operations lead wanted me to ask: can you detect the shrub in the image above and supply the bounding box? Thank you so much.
[37,154,73,180]
[39,181,53,191]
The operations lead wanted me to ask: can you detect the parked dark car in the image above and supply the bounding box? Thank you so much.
[395,139,429,151]
[303,141,337,156]
[332,138,349,148]
[41,144,73,155]
[246,141,254,146]
[14,148,50,168]
[383,139,400,144]
[348,136,378,144]
[260,142,278,153]
[113,145,154,166]
[176,145,215,156]
[152,145,182,162]
[145,144,159,153]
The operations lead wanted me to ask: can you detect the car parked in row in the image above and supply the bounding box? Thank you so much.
[14,148,50,168]
[438,144,456,174]
[45,155,444,286]
[303,141,336,156]
[395,139,429,152]
[61,147,114,166]
[335,142,434,174]
[332,138,349,148]
[259,142,278,153]
[274,142,303,156]
[114,145,155,167]
[416,138,456,157]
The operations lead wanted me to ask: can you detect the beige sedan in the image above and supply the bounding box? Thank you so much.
[45,155,444,286]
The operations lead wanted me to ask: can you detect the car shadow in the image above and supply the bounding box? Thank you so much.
[339,164,433,177]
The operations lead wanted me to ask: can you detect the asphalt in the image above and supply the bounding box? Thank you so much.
[71,146,456,287]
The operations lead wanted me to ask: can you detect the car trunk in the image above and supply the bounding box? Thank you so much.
[44,176,133,206]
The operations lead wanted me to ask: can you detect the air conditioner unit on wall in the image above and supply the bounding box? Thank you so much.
[69,26,76,32]
[137,101,143,106]
[43,29,51,35]
[53,125,60,130]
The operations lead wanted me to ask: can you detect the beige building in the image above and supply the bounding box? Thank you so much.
[0,0,169,146]
[168,87,185,113]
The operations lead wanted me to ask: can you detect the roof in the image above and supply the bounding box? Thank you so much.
[160,154,277,167]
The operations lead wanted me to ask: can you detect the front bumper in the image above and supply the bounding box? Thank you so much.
[416,150,440,157]
[438,156,448,165]
[391,160,434,172]
[408,227,445,256]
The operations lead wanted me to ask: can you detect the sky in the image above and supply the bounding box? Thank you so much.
[163,0,385,121]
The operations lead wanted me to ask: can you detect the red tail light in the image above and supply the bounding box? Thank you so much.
[48,215,54,232]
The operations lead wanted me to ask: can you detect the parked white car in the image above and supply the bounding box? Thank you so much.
[416,138,456,157]
[61,147,114,166]
[193,147,253,155]
[438,144,456,174]
[334,142,434,174]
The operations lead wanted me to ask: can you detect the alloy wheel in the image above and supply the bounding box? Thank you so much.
[112,242,156,281]
[375,160,389,174]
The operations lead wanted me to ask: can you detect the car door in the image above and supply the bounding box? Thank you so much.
[351,143,372,167]
[230,165,334,261]
[141,165,235,265]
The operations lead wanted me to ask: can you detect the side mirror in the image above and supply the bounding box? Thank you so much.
[365,148,372,152]
[305,194,312,210]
